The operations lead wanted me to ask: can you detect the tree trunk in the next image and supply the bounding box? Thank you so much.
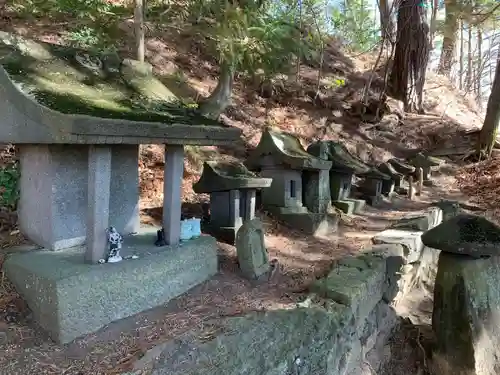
[429,0,439,48]
[466,24,472,92]
[459,20,464,90]
[379,0,395,45]
[476,28,482,106]
[389,0,431,113]
[437,0,459,76]
[198,62,234,119]
[134,0,145,62]
[478,50,500,158]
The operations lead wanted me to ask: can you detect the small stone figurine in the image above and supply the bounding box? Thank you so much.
[106,226,123,263]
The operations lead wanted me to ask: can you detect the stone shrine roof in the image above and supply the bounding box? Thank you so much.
[0,32,241,145]
[307,141,370,174]
[245,129,332,171]
[193,161,273,193]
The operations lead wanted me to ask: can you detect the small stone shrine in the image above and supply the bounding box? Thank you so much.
[307,140,369,215]
[377,162,404,194]
[0,34,241,344]
[235,218,270,280]
[245,129,337,235]
[421,214,500,374]
[407,152,444,185]
[388,158,415,177]
[358,168,391,205]
[192,161,272,244]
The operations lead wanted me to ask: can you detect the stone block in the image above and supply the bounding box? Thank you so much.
[333,200,355,214]
[267,206,339,236]
[18,144,139,251]
[235,219,269,279]
[390,206,443,232]
[260,168,304,209]
[3,230,218,344]
[310,253,386,324]
[372,229,424,264]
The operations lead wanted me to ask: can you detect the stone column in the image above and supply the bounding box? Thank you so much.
[163,145,184,245]
[85,145,112,264]
[243,190,256,221]
[229,190,243,228]
[304,170,331,214]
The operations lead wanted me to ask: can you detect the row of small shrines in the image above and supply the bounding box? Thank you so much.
[191,128,444,245]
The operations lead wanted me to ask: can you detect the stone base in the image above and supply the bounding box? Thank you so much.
[267,207,339,236]
[3,228,218,344]
[363,194,383,207]
[332,199,366,214]
[202,223,240,245]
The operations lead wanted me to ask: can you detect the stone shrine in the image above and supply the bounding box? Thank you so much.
[192,161,272,244]
[245,129,337,235]
[377,162,404,194]
[307,140,368,215]
[407,152,444,185]
[358,168,391,205]
[235,218,270,280]
[0,34,241,344]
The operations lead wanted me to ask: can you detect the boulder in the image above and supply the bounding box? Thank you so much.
[432,252,500,375]
[421,214,500,258]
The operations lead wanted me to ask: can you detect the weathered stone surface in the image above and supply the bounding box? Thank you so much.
[307,140,371,174]
[432,252,500,374]
[246,129,332,171]
[3,230,218,344]
[391,207,443,232]
[407,152,444,169]
[378,162,404,180]
[387,158,415,175]
[311,252,387,323]
[373,229,424,264]
[0,32,241,145]
[422,214,500,258]
[193,161,272,193]
[302,169,331,214]
[235,219,270,279]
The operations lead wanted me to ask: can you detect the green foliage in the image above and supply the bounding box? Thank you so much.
[325,77,346,89]
[0,164,20,210]
[330,0,378,51]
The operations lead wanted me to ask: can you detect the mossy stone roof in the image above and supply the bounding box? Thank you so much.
[0,32,240,145]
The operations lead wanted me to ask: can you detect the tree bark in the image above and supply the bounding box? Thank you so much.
[478,50,500,158]
[134,0,145,62]
[476,28,482,106]
[389,0,431,113]
[437,0,459,76]
[429,0,439,48]
[466,24,472,92]
[379,0,395,45]
[198,62,234,119]
[459,19,464,90]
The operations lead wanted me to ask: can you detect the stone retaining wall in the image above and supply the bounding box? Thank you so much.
[129,207,443,375]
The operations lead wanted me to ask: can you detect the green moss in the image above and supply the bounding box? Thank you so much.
[210,161,257,178]
[0,34,222,127]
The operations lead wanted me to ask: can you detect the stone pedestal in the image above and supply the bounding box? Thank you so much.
[18,144,140,252]
[3,230,218,344]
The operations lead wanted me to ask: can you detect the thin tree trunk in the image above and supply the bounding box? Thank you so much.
[389,0,431,113]
[198,62,234,119]
[437,0,459,76]
[478,50,500,158]
[379,0,395,45]
[134,0,145,62]
[476,28,482,106]
[466,24,472,92]
[429,0,439,48]
[459,20,464,90]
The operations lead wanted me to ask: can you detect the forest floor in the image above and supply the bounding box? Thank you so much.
[0,8,495,375]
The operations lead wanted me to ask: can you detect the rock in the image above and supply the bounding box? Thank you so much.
[391,207,443,232]
[432,252,500,374]
[235,218,270,279]
[372,229,424,264]
[421,214,500,258]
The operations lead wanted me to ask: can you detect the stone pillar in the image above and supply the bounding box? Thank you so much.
[85,145,112,264]
[242,190,256,221]
[229,190,243,228]
[163,145,184,245]
[304,170,331,214]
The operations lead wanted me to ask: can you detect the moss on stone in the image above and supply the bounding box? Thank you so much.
[0,32,222,127]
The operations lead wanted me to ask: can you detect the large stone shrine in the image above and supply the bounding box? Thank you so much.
[245,129,337,236]
[0,34,241,343]
[192,161,272,244]
[307,140,368,215]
